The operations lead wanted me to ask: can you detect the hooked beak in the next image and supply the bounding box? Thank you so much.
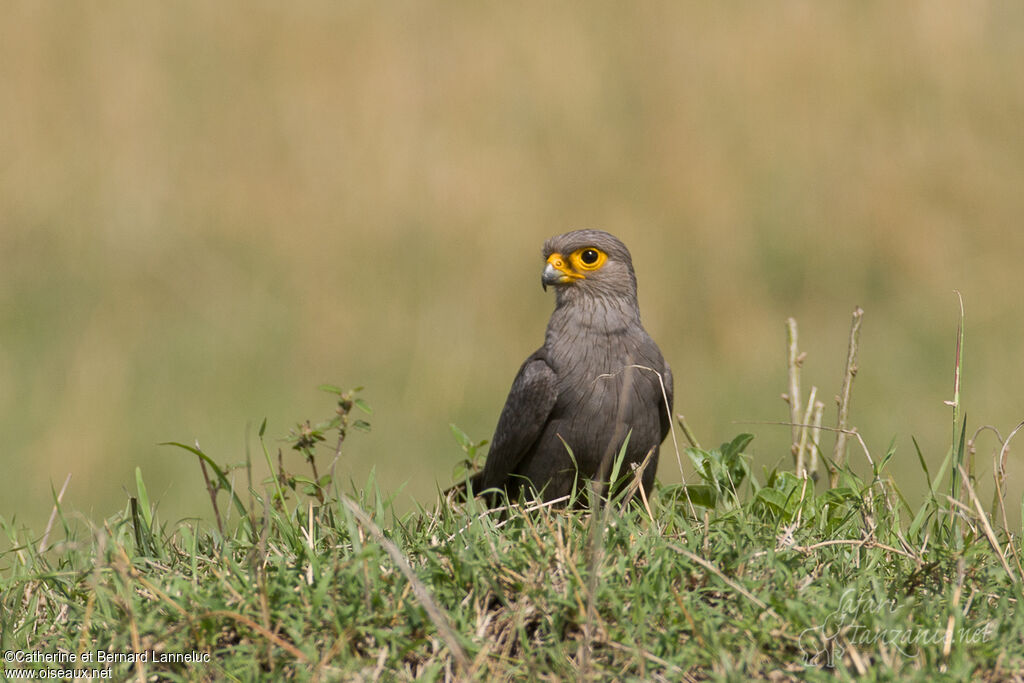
[541,253,583,291]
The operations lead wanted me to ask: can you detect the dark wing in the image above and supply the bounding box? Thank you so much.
[477,349,558,491]
[658,362,674,444]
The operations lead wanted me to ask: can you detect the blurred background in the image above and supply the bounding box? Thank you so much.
[3,2,1023,538]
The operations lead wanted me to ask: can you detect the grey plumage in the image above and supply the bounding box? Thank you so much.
[467,229,673,504]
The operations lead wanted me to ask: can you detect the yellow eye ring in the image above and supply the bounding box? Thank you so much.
[570,247,607,272]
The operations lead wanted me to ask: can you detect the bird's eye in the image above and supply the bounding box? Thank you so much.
[571,247,606,271]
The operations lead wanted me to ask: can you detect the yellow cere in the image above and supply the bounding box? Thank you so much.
[546,253,585,280]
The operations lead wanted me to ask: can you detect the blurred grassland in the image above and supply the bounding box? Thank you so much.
[2,2,1024,535]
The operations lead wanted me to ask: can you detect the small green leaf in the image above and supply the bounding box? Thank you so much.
[450,424,471,449]
[354,398,373,415]
[755,487,789,512]
[682,485,718,509]
[685,447,712,476]
[722,433,754,459]
[822,487,858,505]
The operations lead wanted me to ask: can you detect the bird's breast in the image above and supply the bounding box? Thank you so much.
[547,325,664,439]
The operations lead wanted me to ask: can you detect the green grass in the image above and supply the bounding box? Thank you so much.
[2,313,1022,681]
[2,374,1022,682]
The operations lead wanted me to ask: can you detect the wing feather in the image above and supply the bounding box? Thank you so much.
[477,350,558,491]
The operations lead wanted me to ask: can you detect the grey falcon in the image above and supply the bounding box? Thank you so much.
[461,229,673,504]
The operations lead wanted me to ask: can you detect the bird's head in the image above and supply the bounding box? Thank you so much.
[541,229,638,304]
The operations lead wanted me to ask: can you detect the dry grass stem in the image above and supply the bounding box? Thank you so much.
[957,465,1018,583]
[785,317,803,461]
[341,495,471,672]
[795,385,818,478]
[790,537,916,561]
[994,420,1024,532]
[809,400,825,480]
[831,306,864,487]
[668,544,779,619]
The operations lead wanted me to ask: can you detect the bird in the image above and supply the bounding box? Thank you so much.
[457,229,673,506]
